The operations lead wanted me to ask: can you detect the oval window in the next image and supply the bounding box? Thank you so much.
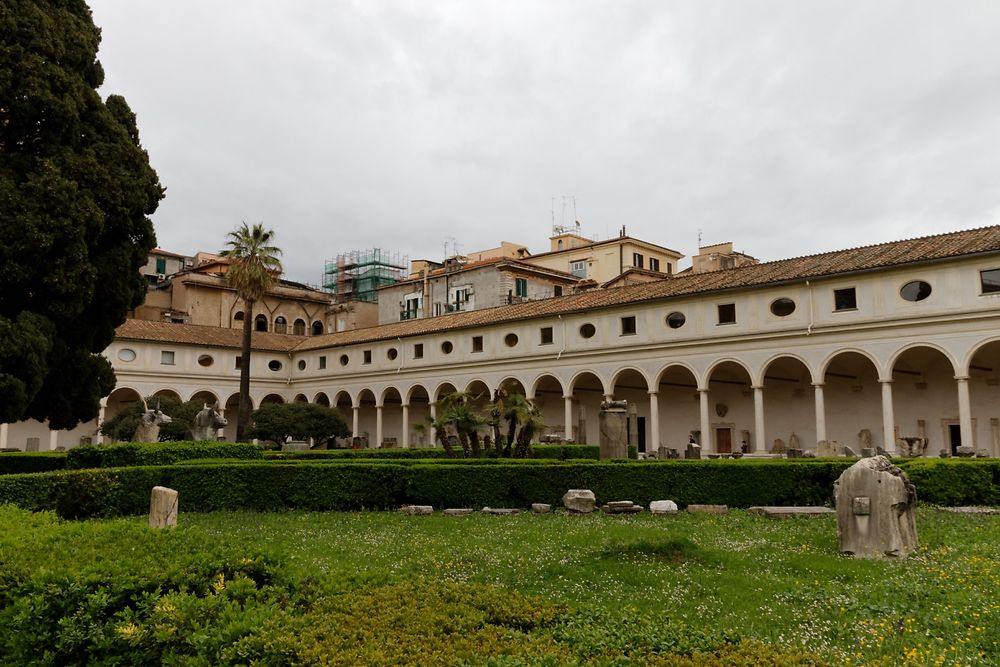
[197,354,214,367]
[339,354,349,366]
[387,348,399,361]
[900,280,932,302]
[579,323,596,339]
[504,333,518,347]
[297,359,306,371]
[770,298,796,317]
[441,341,454,354]
[665,312,686,329]
[268,360,283,372]
[117,348,137,362]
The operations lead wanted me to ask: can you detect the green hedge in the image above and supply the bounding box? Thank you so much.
[0,452,67,475]
[265,444,636,461]
[530,444,638,460]
[3,458,994,519]
[65,441,264,469]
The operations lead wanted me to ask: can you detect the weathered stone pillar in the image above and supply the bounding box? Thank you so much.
[834,456,917,558]
[563,396,573,442]
[699,388,711,452]
[991,418,1000,457]
[599,400,628,459]
[375,404,383,448]
[753,385,765,452]
[0,423,7,450]
[956,376,973,450]
[149,486,179,529]
[813,383,827,445]
[48,430,58,451]
[429,402,437,446]
[352,405,360,440]
[880,380,895,453]
[627,402,638,447]
[649,392,660,451]
[401,404,410,448]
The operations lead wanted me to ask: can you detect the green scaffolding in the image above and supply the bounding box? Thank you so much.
[323,249,407,303]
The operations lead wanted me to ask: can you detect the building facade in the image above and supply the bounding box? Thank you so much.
[3,227,999,457]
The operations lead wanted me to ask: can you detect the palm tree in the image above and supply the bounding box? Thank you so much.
[220,222,282,441]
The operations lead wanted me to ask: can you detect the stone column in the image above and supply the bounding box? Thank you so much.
[401,404,410,448]
[352,405,360,440]
[649,392,660,451]
[813,383,827,445]
[375,404,383,449]
[880,380,895,453]
[699,388,710,452]
[48,430,58,451]
[991,418,1000,457]
[429,402,437,446]
[563,396,573,442]
[216,408,226,440]
[96,402,107,444]
[0,423,7,450]
[956,376,973,450]
[753,385,765,453]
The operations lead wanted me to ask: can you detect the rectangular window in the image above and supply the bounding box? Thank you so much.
[981,268,1000,294]
[318,355,327,370]
[666,262,672,275]
[717,303,736,325]
[540,326,554,345]
[234,355,242,370]
[632,253,644,269]
[554,285,563,297]
[569,260,587,278]
[413,343,424,359]
[621,315,637,336]
[363,350,372,364]
[833,287,858,311]
[160,350,175,365]
[649,257,660,272]
[515,277,528,297]
[155,257,166,274]
[472,335,484,352]
[434,303,443,317]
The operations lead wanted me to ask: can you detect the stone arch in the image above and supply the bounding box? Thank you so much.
[567,370,606,445]
[333,390,353,409]
[703,360,753,453]
[274,316,288,334]
[380,386,405,447]
[254,314,268,332]
[963,337,1000,377]
[152,388,182,401]
[757,351,816,386]
[610,367,652,454]
[222,392,250,442]
[260,393,285,405]
[355,388,378,447]
[293,318,306,336]
[821,350,882,453]
[760,355,815,451]
[568,369,609,396]
[433,381,458,402]
[966,338,1000,456]
[104,387,143,433]
[529,373,564,399]
[311,320,324,336]
[405,384,433,447]
[702,358,753,391]
[293,393,308,403]
[891,345,961,455]
[654,364,700,450]
[610,366,653,393]
[818,347,883,382]
[529,373,565,441]
[463,378,493,400]
[188,389,221,406]
[313,392,331,406]
[653,361,699,388]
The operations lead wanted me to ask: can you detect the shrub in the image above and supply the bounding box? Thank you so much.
[246,403,349,447]
[65,441,264,469]
[99,396,206,442]
[898,458,1000,506]
[0,451,66,475]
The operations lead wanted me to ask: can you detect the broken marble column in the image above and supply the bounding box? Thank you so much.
[833,455,918,559]
[562,489,596,513]
[599,400,628,459]
[149,486,179,529]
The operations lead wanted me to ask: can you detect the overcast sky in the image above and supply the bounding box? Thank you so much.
[89,1,1000,285]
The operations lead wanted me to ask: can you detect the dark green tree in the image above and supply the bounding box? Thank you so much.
[246,403,349,448]
[220,223,282,441]
[0,1,162,428]
[99,396,203,442]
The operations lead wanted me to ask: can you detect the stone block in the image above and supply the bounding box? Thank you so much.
[282,440,309,451]
[400,505,433,515]
[649,500,678,514]
[482,507,522,516]
[976,449,990,458]
[748,506,835,519]
[684,444,701,459]
[955,445,975,458]
[443,508,473,516]
[834,455,918,558]
[562,489,596,513]
[531,503,552,514]
[599,401,628,460]
[602,504,642,514]
[149,486,178,529]
[841,445,859,457]
[687,504,728,515]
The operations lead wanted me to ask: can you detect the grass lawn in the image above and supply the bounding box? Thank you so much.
[1,505,997,665]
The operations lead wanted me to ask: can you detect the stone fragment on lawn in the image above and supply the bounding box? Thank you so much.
[531,503,552,513]
[443,508,473,516]
[687,504,728,515]
[149,486,178,529]
[602,500,642,514]
[649,500,679,514]
[834,455,918,558]
[747,506,835,519]
[955,445,975,457]
[401,505,433,515]
[563,489,596,513]
[482,507,522,515]
[282,440,309,451]
[937,506,1000,515]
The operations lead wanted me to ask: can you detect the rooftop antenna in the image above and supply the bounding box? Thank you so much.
[697,228,703,249]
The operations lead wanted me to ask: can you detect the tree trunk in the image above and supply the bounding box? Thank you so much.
[469,429,481,457]
[236,299,254,442]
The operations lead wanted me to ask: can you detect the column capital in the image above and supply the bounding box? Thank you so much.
[562,395,573,401]
[375,403,384,410]
[697,387,710,393]
[400,402,410,408]
[879,378,893,385]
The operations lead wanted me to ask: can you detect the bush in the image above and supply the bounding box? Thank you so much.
[65,441,264,469]
[898,458,1000,506]
[246,403,349,447]
[0,452,66,475]
[263,448,451,460]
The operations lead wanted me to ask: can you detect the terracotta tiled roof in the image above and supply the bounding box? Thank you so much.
[600,267,674,288]
[115,319,303,352]
[294,225,1000,350]
[391,257,579,288]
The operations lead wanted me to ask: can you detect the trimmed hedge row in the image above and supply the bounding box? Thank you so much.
[3,458,995,519]
[0,452,67,475]
[263,444,636,461]
[65,441,264,469]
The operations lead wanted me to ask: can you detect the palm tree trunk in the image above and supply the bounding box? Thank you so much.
[236,299,254,442]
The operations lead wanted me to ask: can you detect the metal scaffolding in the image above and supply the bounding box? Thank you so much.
[323,248,407,303]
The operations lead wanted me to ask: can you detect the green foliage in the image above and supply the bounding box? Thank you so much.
[0,451,66,475]
[898,459,1000,506]
[98,395,204,442]
[264,447,452,460]
[246,402,349,447]
[0,0,162,428]
[65,441,263,470]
